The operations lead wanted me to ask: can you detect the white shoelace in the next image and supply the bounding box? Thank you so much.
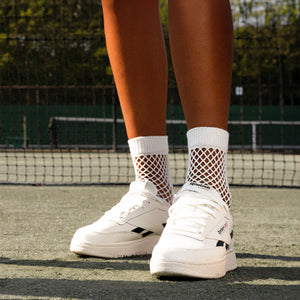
[103,191,150,220]
[167,198,221,234]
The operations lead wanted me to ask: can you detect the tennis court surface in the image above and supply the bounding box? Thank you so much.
[1,185,299,299]
[1,0,300,298]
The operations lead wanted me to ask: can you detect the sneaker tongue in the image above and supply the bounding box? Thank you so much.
[175,182,224,206]
[182,182,211,193]
[129,179,157,195]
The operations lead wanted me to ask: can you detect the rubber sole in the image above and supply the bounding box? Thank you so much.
[70,234,160,258]
[150,248,237,279]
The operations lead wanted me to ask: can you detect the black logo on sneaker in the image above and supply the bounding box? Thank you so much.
[131,227,144,234]
[216,240,229,250]
[217,222,228,235]
[131,227,153,237]
[189,182,210,190]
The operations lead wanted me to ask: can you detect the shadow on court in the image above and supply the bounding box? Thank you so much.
[0,264,299,300]
[1,254,300,270]
[0,277,299,300]
[0,186,299,299]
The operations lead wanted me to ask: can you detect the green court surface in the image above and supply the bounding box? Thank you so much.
[0,185,299,299]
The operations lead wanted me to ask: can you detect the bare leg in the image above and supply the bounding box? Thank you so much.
[102,0,168,139]
[102,0,172,203]
[150,2,236,279]
[168,0,233,130]
[169,0,233,206]
[70,2,172,259]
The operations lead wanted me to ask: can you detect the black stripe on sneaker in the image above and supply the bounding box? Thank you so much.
[131,227,145,234]
[216,240,224,247]
[216,240,230,250]
[142,231,153,237]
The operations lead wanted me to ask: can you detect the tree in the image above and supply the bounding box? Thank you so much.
[0,0,299,105]
[0,0,108,88]
[230,0,300,105]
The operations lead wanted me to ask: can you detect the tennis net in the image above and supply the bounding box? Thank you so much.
[0,113,299,187]
[0,0,299,187]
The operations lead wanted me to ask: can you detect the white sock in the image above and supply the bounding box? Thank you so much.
[128,136,173,204]
[186,127,231,207]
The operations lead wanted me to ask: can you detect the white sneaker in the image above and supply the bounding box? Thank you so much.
[70,180,170,258]
[150,182,237,278]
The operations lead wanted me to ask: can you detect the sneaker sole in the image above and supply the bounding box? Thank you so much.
[70,234,160,258]
[150,248,237,279]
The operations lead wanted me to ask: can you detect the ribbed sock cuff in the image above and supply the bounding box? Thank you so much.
[128,136,169,155]
[187,127,229,152]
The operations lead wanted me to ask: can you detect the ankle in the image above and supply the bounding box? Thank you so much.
[128,136,173,204]
[186,127,231,207]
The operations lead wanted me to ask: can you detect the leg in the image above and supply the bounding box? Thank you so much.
[168,0,233,130]
[102,0,168,138]
[70,0,173,258]
[169,0,233,206]
[102,0,173,203]
[150,0,237,279]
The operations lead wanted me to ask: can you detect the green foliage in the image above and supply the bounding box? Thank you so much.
[231,0,300,105]
[0,0,299,105]
[160,0,168,33]
[0,0,108,86]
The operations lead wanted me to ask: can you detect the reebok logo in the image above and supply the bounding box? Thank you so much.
[217,222,228,235]
[189,182,210,190]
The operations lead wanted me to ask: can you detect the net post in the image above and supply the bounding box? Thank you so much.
[36,87,41,146]
[23,114,27,149]
[49,117,58,149]
[251,122,257,151]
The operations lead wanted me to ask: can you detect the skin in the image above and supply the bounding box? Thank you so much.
[102,0,233,138]
[168,0,233,130]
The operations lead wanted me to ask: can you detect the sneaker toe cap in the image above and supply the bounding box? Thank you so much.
[152,234,226,265]
[70,223,140,246]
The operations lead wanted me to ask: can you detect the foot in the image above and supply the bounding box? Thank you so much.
[70,180,170,258]
[150,182,237,279]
